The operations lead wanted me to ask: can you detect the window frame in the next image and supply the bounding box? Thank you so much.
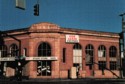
[10,44,18,57]
[0,45,7,57]
[110,61,117,70]
[109,46,117,57]
[85,44,94,64]
[98,61,106,70]
[98,45,106,57]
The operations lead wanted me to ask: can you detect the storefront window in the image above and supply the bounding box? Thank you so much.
[110,61,117,70]
[10,44,18,57]
[0,45,7,76]
[37,42,51,76]
[98,61,106,70]
[0,45,7,57]
[73,43,82,69]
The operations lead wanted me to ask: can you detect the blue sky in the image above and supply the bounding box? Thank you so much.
[0,0,125,33]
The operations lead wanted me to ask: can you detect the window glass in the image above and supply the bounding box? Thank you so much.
[98,45,106,57]
[109,46,117,57]
[62,48,66,63]
[110,61,117,70]
[85,44,94,64]
[73,43,82,69]
[0,45,7,57]
[37,42,51,76]
[38,42,51,56]
[98,61,106,70]
[10,44,18,57]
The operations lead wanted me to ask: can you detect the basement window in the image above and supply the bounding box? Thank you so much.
[98,61,106,70]
[110,61,117,70]
[109,46,117,57]
[98,45,106,57]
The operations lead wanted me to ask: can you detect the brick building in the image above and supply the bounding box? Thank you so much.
[0,22,121,79]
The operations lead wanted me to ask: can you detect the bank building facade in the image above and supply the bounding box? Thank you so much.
[0,22,121,79]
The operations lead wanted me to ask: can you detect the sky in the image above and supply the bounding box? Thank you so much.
[0,0,125,33]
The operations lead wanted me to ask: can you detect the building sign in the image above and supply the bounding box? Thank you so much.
[0,57,15,61]
[16,0,26,10]
[66,35,79,43]
[25,57,58,61]
[0,57,57,61]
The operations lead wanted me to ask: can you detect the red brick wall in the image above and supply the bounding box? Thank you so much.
[3,22,120,79]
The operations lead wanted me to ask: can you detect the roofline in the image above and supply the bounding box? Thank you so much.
[3,27,29,33]
[2,25,119,38]
[3,27,119,34]
[61,27,119,35]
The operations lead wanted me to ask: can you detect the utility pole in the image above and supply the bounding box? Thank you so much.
[119,13,125,78]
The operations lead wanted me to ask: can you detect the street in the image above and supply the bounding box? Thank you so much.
[0,78,125,84]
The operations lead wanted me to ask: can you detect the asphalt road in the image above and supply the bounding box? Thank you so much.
[0,78,125,84]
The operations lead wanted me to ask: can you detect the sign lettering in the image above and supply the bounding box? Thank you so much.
[25,57,58,61]
[66,35,79,43]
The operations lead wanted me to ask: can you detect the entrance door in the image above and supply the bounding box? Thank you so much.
[73,43,82,78]
[85,44,94,76]
[37,42,52,76]
[37,61,51,76]
[9,44,19,77]
[73,63,80,77]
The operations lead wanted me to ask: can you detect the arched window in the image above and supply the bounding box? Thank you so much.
[38,42,51,56]
[98,45,106,57]
[0,45,7,57]
[73,43,82,49]
[73,43,82,70]
[109,46,117,57]
[37,42,51,76]
[10,44,18,57]
[85,44,94,65]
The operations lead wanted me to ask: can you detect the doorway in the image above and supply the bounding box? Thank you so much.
[37,61,51,76]
[37,42,52,76]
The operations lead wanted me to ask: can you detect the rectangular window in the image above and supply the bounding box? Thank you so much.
[23,48,27,56]
[110,61,117,70]
[73,50,82,63]
[62,48,66,63]
[0,50,1,57]
[98,61,106,70]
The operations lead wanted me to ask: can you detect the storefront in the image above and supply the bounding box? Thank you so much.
[0,22,121,79]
